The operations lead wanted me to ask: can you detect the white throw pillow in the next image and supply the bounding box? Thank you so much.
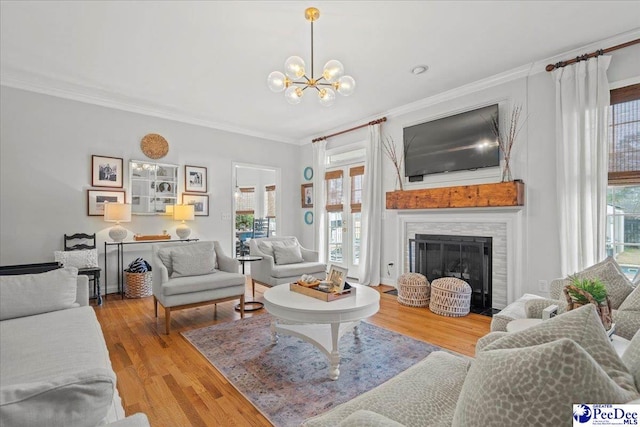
[171,250,217,278]
[54,249,99,269]
[273,244,304,265]
[0,267,79,320]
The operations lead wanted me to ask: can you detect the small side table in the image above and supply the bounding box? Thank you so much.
[235,256,264,312]
[237,255,263,275]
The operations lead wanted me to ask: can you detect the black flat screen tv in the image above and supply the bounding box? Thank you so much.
[403,104,499,178]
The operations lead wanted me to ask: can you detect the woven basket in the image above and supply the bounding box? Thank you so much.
[397,273,430,307]
[429,277,472,317]
[563,284,612,330]
[124,271,152,298]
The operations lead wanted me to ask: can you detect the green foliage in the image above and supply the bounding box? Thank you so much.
[236,214,254,230]
[567,276,608,304]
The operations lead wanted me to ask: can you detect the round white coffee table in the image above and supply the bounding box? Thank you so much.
[263,284,380,380]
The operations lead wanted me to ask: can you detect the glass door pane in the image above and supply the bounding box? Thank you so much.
[351,212,361,266]
[328,212,343,264]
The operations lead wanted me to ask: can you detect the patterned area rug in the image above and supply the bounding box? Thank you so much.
[182,314,440,427]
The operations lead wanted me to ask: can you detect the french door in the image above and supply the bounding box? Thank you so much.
[325,164,364,278]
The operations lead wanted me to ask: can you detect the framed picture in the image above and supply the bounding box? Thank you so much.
[301,183,313,208]
[92,155,123,188]
[328,264,348,292]
[185,165,207,193]
[182,193,209,216]
[87,189,126,216]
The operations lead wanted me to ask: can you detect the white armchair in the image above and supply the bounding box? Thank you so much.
[152,241,245,333]
[249,236,326,296]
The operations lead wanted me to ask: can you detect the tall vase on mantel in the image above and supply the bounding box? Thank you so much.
[382,135,404,191]
[492,105,523,183]
[502,156,513,182]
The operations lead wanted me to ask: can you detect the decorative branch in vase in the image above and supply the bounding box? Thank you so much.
[490,105,525,182]
[382,135,412,191]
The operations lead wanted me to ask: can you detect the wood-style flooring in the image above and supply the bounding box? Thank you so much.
[94,280,491,426]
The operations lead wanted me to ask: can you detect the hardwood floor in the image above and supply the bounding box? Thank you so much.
[94,281,491,426]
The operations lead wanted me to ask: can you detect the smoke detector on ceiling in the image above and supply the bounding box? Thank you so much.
[411,65,429,75]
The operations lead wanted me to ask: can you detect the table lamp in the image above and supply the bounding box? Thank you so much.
[174,204,195,239]
[104,203,131,242]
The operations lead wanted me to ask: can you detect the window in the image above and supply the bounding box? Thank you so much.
[236,187,255,214]
[606,84,640,281]
[350,166,364,266]
[264,185,276,218]
[325,170,343,212]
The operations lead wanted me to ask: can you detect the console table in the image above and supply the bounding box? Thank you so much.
[104,239,198,299]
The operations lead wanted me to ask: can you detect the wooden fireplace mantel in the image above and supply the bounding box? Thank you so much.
[386,180,524,210]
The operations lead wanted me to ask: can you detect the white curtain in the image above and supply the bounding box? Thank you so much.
[359,124,383,286]
[313,140,327,263]
[553,56,611,275]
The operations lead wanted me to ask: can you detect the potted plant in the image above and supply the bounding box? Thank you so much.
[563,276,612,330]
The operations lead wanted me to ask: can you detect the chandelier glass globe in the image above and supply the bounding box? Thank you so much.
[322,60,344,83]
[267,71,287,92]
[336,75,356,96]
[284,56,306,79]
[285,86,303,104]
[318,88,336,107]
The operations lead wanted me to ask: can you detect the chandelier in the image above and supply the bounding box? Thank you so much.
[267,7,355,106]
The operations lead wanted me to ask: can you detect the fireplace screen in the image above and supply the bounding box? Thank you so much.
[409,234,492,311]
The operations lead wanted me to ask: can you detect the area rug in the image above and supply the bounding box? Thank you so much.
[182,314,440,427]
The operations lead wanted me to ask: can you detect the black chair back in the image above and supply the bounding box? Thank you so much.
[252,218,270,239]
[64,233,97,251]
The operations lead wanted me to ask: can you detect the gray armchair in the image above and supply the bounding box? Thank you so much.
[152,241,245,333]
[249,236,326,296]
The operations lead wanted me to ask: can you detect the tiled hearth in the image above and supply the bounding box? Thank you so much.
[397,208,524,309]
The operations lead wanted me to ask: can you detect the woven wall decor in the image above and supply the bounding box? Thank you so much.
[140,133,169,159]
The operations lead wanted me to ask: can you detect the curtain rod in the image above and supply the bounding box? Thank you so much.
[312,117,387,143]
[545,38,640,72]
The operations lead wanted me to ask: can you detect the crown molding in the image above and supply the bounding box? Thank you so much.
[386,29,640,120]
[0,67,299,145]
[3,29,638,148]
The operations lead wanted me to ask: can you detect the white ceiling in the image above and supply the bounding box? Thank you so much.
[1,1,639,144]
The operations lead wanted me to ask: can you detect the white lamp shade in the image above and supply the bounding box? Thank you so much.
[104,203,131,223]
[173,204,195,221]
[165,204,174,216]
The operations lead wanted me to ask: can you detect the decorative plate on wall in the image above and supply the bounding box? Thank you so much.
[304,211,314,225]
[140,133,169,159]
[303,166,313,181]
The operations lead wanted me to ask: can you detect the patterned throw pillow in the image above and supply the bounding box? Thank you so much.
[54,249,99,269]
[618,284,640,312]
[622,330,640,390]
[567,256,633,309]
[453,305,640,426]
[453,339,639,426]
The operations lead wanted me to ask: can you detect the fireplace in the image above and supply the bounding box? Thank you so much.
[409,234,492,312]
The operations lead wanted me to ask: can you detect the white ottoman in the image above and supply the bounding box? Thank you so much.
[429,277,472,317]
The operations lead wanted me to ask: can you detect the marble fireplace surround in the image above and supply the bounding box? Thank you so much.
[397,208,524,309]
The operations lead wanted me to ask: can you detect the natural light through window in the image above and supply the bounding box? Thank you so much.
[606,91,639,281]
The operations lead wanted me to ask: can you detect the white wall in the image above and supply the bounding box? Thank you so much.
[0,87,302,292]
[300,44,640,298]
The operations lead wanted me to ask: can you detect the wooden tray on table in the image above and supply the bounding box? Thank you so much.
[290,282,355,302]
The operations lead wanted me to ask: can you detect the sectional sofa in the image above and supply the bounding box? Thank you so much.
[0,267,149,426]
[303,304,640,426]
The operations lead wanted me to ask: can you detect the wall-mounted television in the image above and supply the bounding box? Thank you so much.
[403,104,500,178]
